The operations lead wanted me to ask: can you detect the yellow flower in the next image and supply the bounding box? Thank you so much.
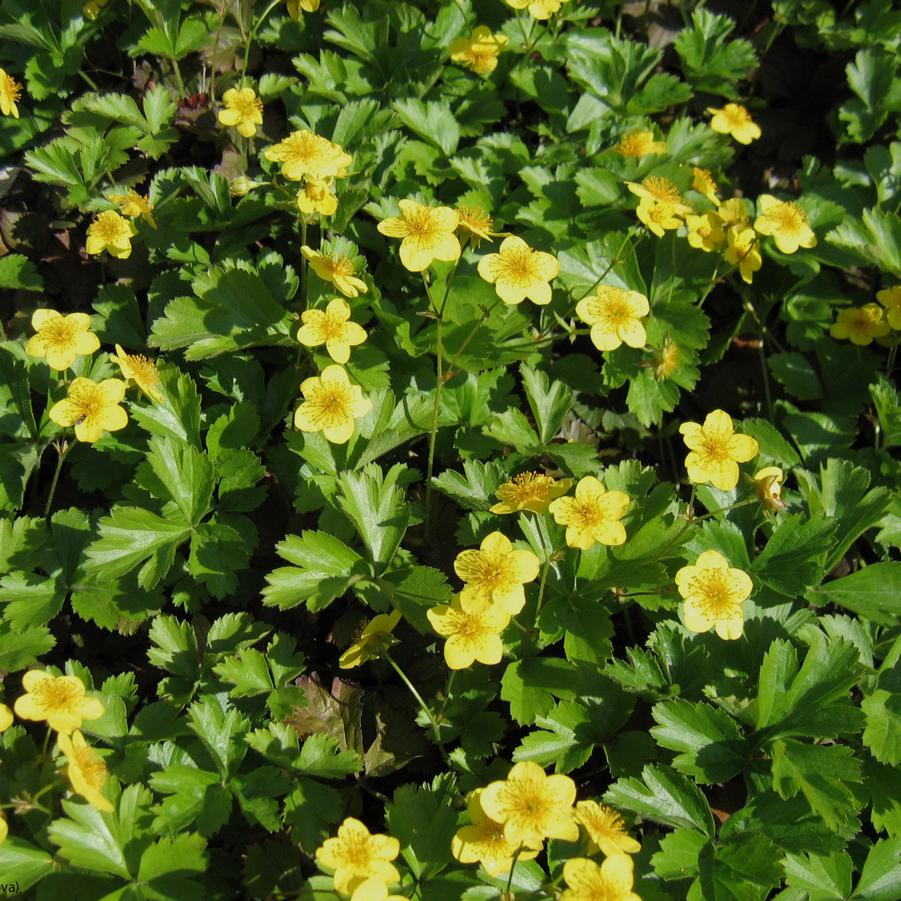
[315,817,400,896]
[575,285,650,351]
[229,175,263,197]
[724,227,762,284]
[377,200,461,272]
[25,309,100,371]
[490,471,572,515]
[302,244,368,297]
[349,880,407,901]
[574,801,641,856]
[505,0,571,20]
[717,198,750,230]
[679,409,758,491]
[754,195,816,254]
[626,176,692,214]
[548,476,630,550]
[57,730,114,813]
[110,344,163,402]
[294,364,372,444]
[449,26,509,75]
[265,130,352,182]
[0,813,6,843]
[427,594,511,670]
[691,167,719,204]
[454,531,540,615]
[829,304,891,346]
[750,466,785,512]
[49,377,129,444]
[287,0,319,19]
[218,87,264,138]
[297,298,367,364]
[339,609,402,669]
[685,212,725,253]
[614,130,667,159]
[477,235,559,305]
[479,761,579,847]
[560,856,642,901]
[707,103,761,144]
[108,188,155,227]
[85,210,137,259]
[452,788,541,877]
[876,285,901,330]
[0,703,12,732]
[676,550,753,640]
[14,671,104,734]
[636,199,683,238]
[456,206,496,244]
[0,68,22,119]
[297,179,338,217]
[652,337,681,381]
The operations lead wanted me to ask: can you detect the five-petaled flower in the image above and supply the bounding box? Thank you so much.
[574,801,641,857]
[58,730,114,812]
[14,671,104,734]
[86,210,137,259]
[265,130,352,182]
[427,594,511,670]
[297,297,367,364]
[708,103,761,144]
[675,550,753,640]
[626,176,692,214]
[449,26,509,75]
[876,285,901,330]
[548,476,630,550]
[490,471,572,515]
[479,761,579,847]
[753,195,816,254]
[297,179,338,217]
[339,609,402,669]
[454,531,540,615]
[294,364,372,444]
[505,0,571,20]
[477,235,559,305]
[25,309,100,371]
[315,817,400,896]
[614,130,666,158]
[829,304,891,346]
[49,378,129,444]
[0,68,22,118]
[559,855,642,901]
[679,409,758,491]
[685,212,725,253]
[109,188,156,227]
[110,344,163,402]
[724,226,762,284]
[576,285,650,352]
[636,199,683,238]
[218,87,264,137]
[302,243,368,297]
[377,200,461,272]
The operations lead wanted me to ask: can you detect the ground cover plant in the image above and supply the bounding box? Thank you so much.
[0,0,899,898]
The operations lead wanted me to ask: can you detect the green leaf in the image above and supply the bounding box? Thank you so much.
[807,563,901,626]
[187,694,248,779]
[751,514,835,597]
[521,365,572,446]
[386,778,458,875]
[393,98,460,156]
[142,435,215,526]
[838,49,899,143]
[431,459,506,512]
[827,207,901,277]
[296,734,363,779]
[0,838,54,892]
[691,835,780,901]
[870,376,901,448]
[0,253,42,291]
[652,828,707,881]
[147,615,201,683]
[187,514,256,598]
[137,833,208,900]
[853,836,901,901]
[784,850,853,900]
[768,352,823,400]
[862,689,901,766]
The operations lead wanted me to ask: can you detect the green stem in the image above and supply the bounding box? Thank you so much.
[300,218,309,307]
[43,440,71,518]
[759,339,775,421]
[572,231,634,304]
[436,670,456,723]
[242,0,282,76]
[505,844,525,895]
[443,297,502,378]
[532,515,553,627]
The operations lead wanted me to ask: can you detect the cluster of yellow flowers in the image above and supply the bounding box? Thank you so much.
[25,309,162,442]
[829,284,901,346]
[84,188,155,260]
[0,671,111,841]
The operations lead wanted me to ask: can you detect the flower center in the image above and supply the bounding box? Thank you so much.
[501,473,551,505]
[643,177,681,205]
[573,499,604,531]
[450,609,487,644]
[498,249,539,286]
[405,210,439,240]
[769,202,805,234]
[505,779,550,830]
[308,383,352,426]
[330,258,354,277]
[68,386,105,424]
[691,570,736,616]
[698,432,732,464]
[232,94,261,118]
[41,318,79,350]
[75,747,107,788]
[1,74,21,103]
[339,833,375,871]
[319,315,347,341]
[724,106,749,127]
[600,299,632,328]
[94,213,128,242]
[34,679,81,711]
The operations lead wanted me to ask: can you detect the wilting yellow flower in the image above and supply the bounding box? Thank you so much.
[85,210,137,259]
[685,212,725,253]
[14,671,104,734]
[377,200,461,272]
[636,199,683,238]
[57,730,114,813]
[109,188,155,227]
[265,130,352,181]
[0,68,22,118]
[449,26,508,75]
[751,466,785,512]
[505,0,571,20]
[691,167,719,204]
[876,285,901,330]
[679,409,758,491]
[297,179,338,217]
[349,880,407,901]
[110,344,163,402]
[218,87,263,138]
[477,235,559,305]
[829,304,891,346]
[490,471,572,515]
[717,198,750,230]
[653,337,681,381]
[708,103,761,144]
[287,0,319,19]
[302,244,368,297]
[548,476,630,550]
[456,206,496,243]
[614,130,666,158]
[315,817,400,896]
[626,176,692,214]
[724,227,762,284]
[676,550,753,640]
[480,761,579,847]
[574,801,641,856]
[294,364,372,444]
[48,378,128,443]
[229,175,263,197]
[297,297,367,364]
[0,704,12,732]
[427,594,511,670]
[25,309,100,371]
[753,195,816,254]
[576,285,649,351]
[560,856,642,901]
[339,609,402,669]
[454,531,540,615]
[452,788,541,877]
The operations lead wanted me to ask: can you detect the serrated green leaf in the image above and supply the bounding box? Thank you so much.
[807,562,901,626]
